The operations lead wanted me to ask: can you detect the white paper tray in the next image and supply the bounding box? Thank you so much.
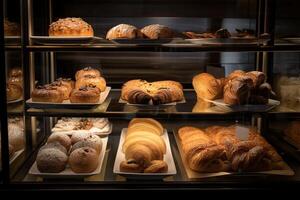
[26,87,110,109]
[29,137,108,178]
[203,98,280,112]
[173,130,294,179]
[113,128,177,180]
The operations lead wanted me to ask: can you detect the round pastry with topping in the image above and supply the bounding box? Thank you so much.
[55,78,75,92]
[69,147,99,173]
[69,86,100,103]
[71,132,91,145]
[31,85,64,103]
[75,67,101,80]
[106,24,142,40]
[49,17,94,36]
[47,133,72,151]
[71,135,103,155]
[75,75,106,92]
[48,82,71,100]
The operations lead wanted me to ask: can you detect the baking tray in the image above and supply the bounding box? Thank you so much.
[113,128,177,180]
[30,36,110,45]
[26,87,110,109]
[173,130,294,179]
[203,98,280,112]
[29,136,108,178]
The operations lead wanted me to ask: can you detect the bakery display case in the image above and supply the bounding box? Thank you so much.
[1,0,300,191]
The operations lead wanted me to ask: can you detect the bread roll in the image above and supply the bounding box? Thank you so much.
[69,86,100,103]
[49,82,71,100]
[106,24,142,40]
[141,24,173,39]
[75,75,106,92]
[71,135,102,155]
[47,133,71,151]
[75,67,101,80]
[32,85,64,103]
[40,142,68,155]
[49,18,93,36]
[36,148,68,173]
[193,73,222,100]
[71,132,91,145]
[69,147,99,173]
[7,83,22,101]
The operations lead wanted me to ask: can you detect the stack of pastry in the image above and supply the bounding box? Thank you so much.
[121,79,184,105]
[178,125,285,173]
[36,132,102,173]
[31,67,106,103]
[49,18,94,36]
[120,118,168,173]
[193,70,276,105]
[52,118,111,135]
[7,68,23,102]
[106,24,173,40]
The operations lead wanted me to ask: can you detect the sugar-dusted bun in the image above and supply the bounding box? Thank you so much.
[71,135,102,155]
[47,133,71,151]
[69,147,99,173]
[75,75,106,92]
[31,85,64,103]
[141,24,173,39]
[7,83,22,101]
[40,142,68,155]
[106,24,142,40]
[71,132,91,145]
[69,86,100,103]
[120,160,144,173]
[193,73,222,101]
[49,18,93,36]
[75,67,101,80]
[36,148,68,173]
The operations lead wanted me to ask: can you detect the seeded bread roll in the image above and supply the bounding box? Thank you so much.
[49,18,93,36]
[106,24,142,40]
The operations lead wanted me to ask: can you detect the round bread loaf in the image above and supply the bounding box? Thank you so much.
[69,86,100,103]
[71,132,91,145]
[75,75,106,92]
[47,133,71,151]
[106,24,142,40]
[49,18,93,36]
[69,147,99,173]
[71,135,102,155]
[40,142,68,155]
[36,148,68,173]
[31,85,64,103]
[75,67,101,80]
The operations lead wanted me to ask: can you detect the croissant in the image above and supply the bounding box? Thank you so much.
[126,89,152,104]
[128,118,164,136]
[144,160,168,173]
[246,71,266,88]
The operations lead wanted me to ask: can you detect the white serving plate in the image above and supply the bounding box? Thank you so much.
[26,87,110,109]
[113,128,177,180]
[52,122,112,136]
[173,130,294,179]
[203,98,280,112]
[29,136,108,178]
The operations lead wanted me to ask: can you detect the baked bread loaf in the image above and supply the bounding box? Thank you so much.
[49,18,94,36]
[40,142,68,155]
[69,86,100,103]
[32,85,64,103]
[49,82,71,100]
[47,133,72,151]
[106,24,142,40]
[55,78,75,92]
[7,83,22,101]
[192,73,222,100]
[75,67,101,80]
[69,147,99,173]
[141,24,173,39]
[71,132,91,145]
[36,148,68,173]
[75,75,106,92]
[4,19,20,36]
[121,79,183,105]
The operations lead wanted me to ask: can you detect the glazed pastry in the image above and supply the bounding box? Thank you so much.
[49,18,94,36]
[69,147,99,173]
[106,24,142,40]
[144,160,168,173]
[120,160,144,173]
[36,148,68,173]
[141,24,173,39]
[47,133,72,151]
[223,76,254,105]
[246,71,266,88]
[75,75,106,92]
[69,86,100,103]
[31,85,64,103]
[75,67,101,80]
[193,73,222,100]
[121,79,183,104]
[7,83,22,101]
[4,19,20,36]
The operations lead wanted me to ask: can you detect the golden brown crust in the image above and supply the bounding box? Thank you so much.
[121,79,183,104]
[69,86,100,103]
[120,160,144,173]
[69,147,99,173]
[141,24,173,39]
[106,24,142,40]
[75,67,101,80]
[31,85,64,103]
[75,75,106,92]
[49,18,94,36]
[7,83,22,101]
[144,160,168,173]
[192,73,222,100]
